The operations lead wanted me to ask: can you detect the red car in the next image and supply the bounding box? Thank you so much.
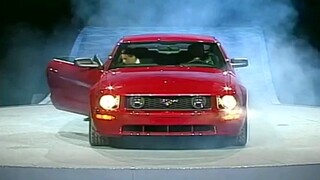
[47,33,249,146]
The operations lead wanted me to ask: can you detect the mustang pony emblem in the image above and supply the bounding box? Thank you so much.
[160,98,179,106]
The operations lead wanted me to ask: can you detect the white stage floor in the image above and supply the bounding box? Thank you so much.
[1,104,319,169]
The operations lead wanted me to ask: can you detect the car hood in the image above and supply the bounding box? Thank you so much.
[100,67,232,95]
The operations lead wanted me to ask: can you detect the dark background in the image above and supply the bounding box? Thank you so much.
[0,0,319,107]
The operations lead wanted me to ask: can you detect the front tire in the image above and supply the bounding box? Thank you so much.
[233,119,248,146]
[89,119,109,146]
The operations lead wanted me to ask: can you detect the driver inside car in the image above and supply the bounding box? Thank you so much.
[187,43,214,65]
[120,48,140,64]
[188,43,206,60]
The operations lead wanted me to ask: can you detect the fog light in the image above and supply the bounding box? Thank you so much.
[130,96,145,109]
[191,96,206,109]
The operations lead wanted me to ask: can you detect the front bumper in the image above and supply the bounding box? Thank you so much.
[91,109,246,137]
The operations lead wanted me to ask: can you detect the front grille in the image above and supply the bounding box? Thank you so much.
[122,125,215,133]
[125,96,212,110]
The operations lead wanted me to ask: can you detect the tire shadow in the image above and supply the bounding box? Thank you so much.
[108,136,240,150]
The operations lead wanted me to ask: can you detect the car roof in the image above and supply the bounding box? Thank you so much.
[120,33,218,43]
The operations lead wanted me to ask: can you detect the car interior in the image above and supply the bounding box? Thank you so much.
[111,43,226,69]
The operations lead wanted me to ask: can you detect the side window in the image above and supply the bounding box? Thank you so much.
[210,44,227,69]
[108,44,123,68]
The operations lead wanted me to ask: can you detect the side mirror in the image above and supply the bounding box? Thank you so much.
[230,58,249,68]
[92,54,103,67]
[74,55,102,68]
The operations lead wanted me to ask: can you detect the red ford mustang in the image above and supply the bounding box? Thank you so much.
[47,33,249,146]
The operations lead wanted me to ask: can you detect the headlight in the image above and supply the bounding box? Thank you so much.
[218,95,237,109]
[191,96,207,109]
[130,96,145,109]
[99,95,120,110]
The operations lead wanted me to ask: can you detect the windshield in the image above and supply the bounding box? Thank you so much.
[109,42,227,69]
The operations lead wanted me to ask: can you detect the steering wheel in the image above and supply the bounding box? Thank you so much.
[185,58,208,64]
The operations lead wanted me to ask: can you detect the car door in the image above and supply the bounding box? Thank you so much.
[47,57,103,115]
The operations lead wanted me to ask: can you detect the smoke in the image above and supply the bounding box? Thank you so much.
[73,0,296,29]
[267,35,320,105]
[71,0,319,105]
[0,23,78,106]
[1,0,317,106]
